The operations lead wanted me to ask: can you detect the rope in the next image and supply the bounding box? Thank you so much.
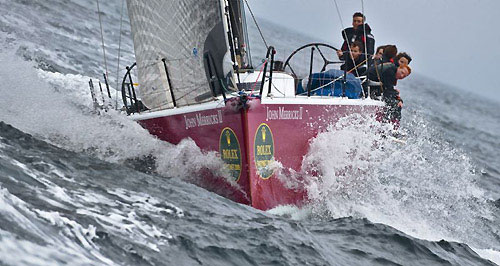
[361,0,368,98]
[243,0,268,49]
[361,0,368,65]
[250,59,267,94]
[347,58,368,74]
[96,0,109,94]
[332,0,360,77]
[373,60,384,94]
[114,0,125,109]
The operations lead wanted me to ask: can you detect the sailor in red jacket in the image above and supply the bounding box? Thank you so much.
[336,12,375,63]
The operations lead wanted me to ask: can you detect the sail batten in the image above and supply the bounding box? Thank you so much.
[127,0,230,110]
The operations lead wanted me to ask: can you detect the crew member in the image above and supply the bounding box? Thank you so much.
[394,52,412,66]
[373,45,385,61]
[340,41,366,76]
[336,12,375,63]
[381,45,397,63]
[368,63,411,122]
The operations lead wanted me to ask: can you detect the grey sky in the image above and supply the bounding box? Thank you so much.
[248,0,500,102]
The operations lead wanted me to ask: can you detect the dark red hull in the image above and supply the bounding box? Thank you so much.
[135,96,382,210]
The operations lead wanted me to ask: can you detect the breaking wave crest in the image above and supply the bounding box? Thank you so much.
[0,45,242,196]
[282,114,498,251]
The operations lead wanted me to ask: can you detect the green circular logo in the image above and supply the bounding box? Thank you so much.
[254,123,275,179]
[219,127,242,181]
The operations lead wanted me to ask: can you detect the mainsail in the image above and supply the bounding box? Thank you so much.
[126,0,232,110]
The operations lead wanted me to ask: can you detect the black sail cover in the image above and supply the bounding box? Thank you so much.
[126,0,232,110]
[227,0,252,69]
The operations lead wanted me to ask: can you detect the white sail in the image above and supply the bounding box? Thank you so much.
[126,0,231,110]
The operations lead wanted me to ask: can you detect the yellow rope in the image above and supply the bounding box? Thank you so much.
[373,60,384,94]
[347,58,368,74]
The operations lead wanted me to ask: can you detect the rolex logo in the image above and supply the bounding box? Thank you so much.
[226,131,231,145]
[261,127,266,142]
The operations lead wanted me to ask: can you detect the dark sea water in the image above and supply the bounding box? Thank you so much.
[1,0,500,265]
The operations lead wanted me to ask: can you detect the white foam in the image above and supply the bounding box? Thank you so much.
[73,188,180,252]
[35,210,98,250]
[0,46,240,191]
[0,187,113,265]
[0,144,178,255]
[279,114,498,257]
[0,229,97,266]
[7,157,73,206]
[266,204,312,220]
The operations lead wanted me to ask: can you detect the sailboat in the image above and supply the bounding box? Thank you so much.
[121,0,385,210]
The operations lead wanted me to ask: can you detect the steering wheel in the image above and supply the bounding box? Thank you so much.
[283,43,341,77]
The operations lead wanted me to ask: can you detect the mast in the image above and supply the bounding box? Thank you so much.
[224,0,253,73]
[222,0,238,76]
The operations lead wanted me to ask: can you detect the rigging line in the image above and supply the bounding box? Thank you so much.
[96,0,109,104]
[361,0,368,98]
[114,0,125,110]
[373,60,384,94]
[331,0,360,77]
[343,58,368,74]
[243,0,268,49]
[250,59,267,95]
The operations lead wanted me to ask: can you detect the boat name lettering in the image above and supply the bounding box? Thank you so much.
[184,110,223,129]
[266,107,303,121]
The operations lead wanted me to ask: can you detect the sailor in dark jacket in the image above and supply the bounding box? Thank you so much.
[336,12,375,63]
[367,63,411,121]
[340,41,366,76]
[381,45,397,63]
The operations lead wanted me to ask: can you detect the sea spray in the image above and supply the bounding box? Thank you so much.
[0,48,246,198]
[296,114,497,249]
